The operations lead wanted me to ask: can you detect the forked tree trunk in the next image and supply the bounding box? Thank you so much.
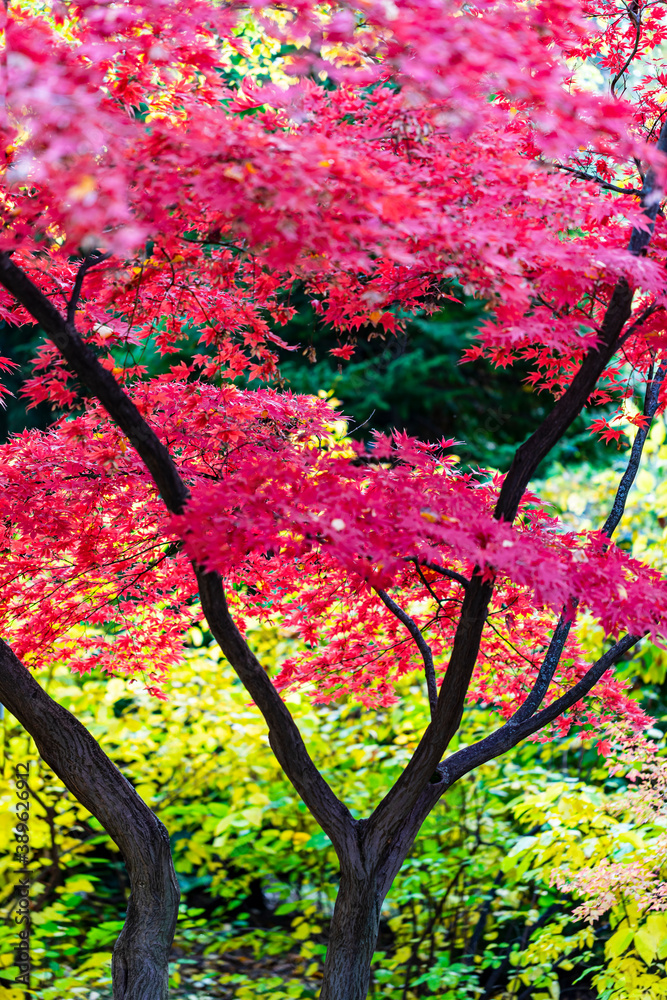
[320,867,385,1000]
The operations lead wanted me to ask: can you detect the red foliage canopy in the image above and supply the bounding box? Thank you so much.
[2,0,667,753]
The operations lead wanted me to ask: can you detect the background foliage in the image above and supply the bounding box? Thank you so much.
[268,293,606,474]
[0,291,608,475]
[2,614,666,999]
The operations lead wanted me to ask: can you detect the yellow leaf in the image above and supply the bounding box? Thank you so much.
[634,924,660,966]
[214,813,236,835]
[77,951,113,972]
[60,876,96,894]
[606,923,634,959]
[293,921,314,940]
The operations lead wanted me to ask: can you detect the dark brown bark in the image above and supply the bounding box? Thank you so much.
[362,120,667,858]
[0,641,180,1000]
[195,569,357,855]
[0,251,355,857]
[0,253,189,517]
[319,864,385,1000]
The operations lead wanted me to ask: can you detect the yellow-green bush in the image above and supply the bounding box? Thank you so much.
[1,621,665,999]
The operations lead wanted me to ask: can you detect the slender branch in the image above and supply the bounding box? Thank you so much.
[422,561,470,589]
[440,631,643,786]
[374,629,643,894]
[0,252,189,514]
[617,301,661,350]
[196,569,357,855]
[0,251,356,860]
[610,1,642,97]
[502,359,666,727]
[508,609,576,727]
[366,573,493,856]
[67,251,112,324]
[627,137,667,257]
[414,561,446,608]
[602,359,667,538]
[494,281,632,522]
[545,160,641,196]
[493,357,663,735]
[376,588,438,718]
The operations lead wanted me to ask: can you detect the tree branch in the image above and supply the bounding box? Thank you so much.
[496,118,667,525]
[477,354,665,740]
[617,302,661,351]
[375,630,642,894]
[0,252,356,860]
[610,1,642,97]
[366,573,493,855]
[67,251,112,325]
[602,359,667,538]
[414,561,447,609]
[0,252,189,515]
[506,609,576,727]
[482,358,666,732]
[376,588,438,718]
[365,121,667,856]
[422,561,469,589]
[545,160,641,196]
[196,570,358,856]
[0,640,180,1000]
[440,631,643,785]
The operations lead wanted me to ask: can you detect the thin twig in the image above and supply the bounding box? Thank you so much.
[376,588,438,718]
[546,160,641,196]
[67,251,112,325]
[611,1,642,97]
[617,302,661,350]
[414,561,445,608]
[602,359,667,538]
[423,562,470,589]
[510,359,666,725]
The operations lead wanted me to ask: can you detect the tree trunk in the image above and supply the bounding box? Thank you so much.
[320,867,384,1000]
[0,641,180,1000]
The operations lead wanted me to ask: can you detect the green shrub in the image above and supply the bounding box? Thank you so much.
[1,623,662,998]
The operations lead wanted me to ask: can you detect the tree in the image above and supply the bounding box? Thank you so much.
[2,1,667,998]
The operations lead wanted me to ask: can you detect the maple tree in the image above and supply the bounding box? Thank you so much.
[3,0,667,997]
